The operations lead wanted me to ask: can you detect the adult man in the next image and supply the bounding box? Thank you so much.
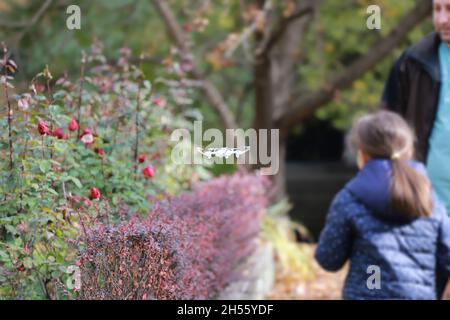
[381,0,450,299]
[382,0,450,209]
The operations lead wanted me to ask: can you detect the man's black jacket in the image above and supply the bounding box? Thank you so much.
[381,32,442,162]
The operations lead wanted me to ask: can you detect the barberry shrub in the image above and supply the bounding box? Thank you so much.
[79,173,269,300]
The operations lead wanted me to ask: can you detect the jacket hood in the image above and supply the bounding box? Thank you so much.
[345,159,428,223]
[406,32,442,82]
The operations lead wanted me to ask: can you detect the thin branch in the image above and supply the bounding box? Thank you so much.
[224,22,257,59]
[2,52,14,170]
[134,55,144,178]
[255,4,314,56]
[151,0,238,129]
[26,0,54,27]
[15,0,54,43]
[0,0,53,29]
[276,0,432,133]
[151,0,187,51]
[76,52,86,138]
[225,0,272,59]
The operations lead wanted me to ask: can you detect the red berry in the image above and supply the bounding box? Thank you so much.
[68,118,78,132]
[16,264,25,272]
[143,165,155,179]
[52,127,65,139]
[95,148,106,159]
[90,187,101,200]
[138,154,146,163]
[38,121,50,135]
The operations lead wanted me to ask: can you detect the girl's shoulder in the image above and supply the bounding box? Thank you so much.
[333,185,449,226]
[331,188,355,206]
[329,187,369,218]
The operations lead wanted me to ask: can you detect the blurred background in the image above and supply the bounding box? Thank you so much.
[0,0,434,240]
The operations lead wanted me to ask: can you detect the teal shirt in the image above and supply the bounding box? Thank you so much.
[427,42,450,213]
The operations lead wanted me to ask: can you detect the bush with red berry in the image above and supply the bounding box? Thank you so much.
[0,42,210,299]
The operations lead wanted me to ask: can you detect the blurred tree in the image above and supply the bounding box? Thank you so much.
[150,0,433,198]
[0,0,434,199]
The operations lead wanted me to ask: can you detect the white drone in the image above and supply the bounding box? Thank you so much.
[196,146,250,159]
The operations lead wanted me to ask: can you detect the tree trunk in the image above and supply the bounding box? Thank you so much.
[253,53,273,131]
[253,0,316,201]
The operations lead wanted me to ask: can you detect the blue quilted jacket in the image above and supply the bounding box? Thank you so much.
[315,159,450,299]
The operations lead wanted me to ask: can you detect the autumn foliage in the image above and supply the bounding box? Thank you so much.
[79,173,269,300]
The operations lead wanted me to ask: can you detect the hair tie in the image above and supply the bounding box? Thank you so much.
[391,151,401,160]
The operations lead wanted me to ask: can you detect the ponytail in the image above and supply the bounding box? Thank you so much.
[351,111,434,219]
[390,160,433,218]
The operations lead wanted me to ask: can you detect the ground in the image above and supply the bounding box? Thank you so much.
[266,244,346,300]
[267,244,450,300]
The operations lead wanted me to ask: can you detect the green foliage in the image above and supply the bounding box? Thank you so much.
[0,0,434,131]
[0,42,209,299]
[307,0,433,129]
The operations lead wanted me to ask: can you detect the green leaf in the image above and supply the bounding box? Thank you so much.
[33,253,43,265]
[23,257,33,269]
[69,177,83,189]
[0,250,10,261]
[39,160,51,173]
[5,225,17,235]
[49,104,61,118]
[47,188,59,196]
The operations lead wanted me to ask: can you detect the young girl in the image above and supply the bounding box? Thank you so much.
[315,110,450,300]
